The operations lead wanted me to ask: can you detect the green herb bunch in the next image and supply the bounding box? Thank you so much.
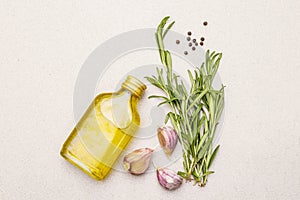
[146,16,225,186]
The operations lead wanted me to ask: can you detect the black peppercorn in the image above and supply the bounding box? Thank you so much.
[184,51,188,55]
[187,37,191,41]
[192,47,196,51]
[192,39,196,43]
[200,37,205,41]
[203,21,208,26]
[176,40,180,44]
[188,42,192,47]
[200,42,204,46]
[187,31,192,36]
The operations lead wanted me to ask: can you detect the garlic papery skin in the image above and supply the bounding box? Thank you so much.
[156,168,183,190]
[123,148,154,175]
[157,126,178,156]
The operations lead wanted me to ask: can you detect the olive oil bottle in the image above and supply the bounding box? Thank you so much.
[60,76,147,180]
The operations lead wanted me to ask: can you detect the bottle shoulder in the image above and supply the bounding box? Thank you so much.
[94,89,128,101]
[93,92,113,103]
[94,90,140,129]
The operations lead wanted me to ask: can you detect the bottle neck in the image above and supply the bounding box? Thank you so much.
[121,76,147,98]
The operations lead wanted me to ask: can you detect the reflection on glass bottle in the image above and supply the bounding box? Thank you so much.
[60,76,147,180]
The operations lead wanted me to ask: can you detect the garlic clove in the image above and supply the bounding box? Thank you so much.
[157,126,178,156]
[156,167,183,190]
[123,148,154,175]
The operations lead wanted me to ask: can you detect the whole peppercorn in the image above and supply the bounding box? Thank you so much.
[192,47,196,51]
[203,21,208,26]
[176,40,180,44]
[192,39,196,43]
[187,31,192,36]
[200,37,205,41]
[187,37,191,41]
[200,42,204,46]
[195,42,198,46]
[188,42,192,47]
[184,51,188,55]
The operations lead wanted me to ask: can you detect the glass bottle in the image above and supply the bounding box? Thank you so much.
[60,76,147,180]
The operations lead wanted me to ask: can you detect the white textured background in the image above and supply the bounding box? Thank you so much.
[1,0,300,199]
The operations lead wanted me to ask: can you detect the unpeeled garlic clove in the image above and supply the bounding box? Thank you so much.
[157,126,178,156]
[156,167,183,190]
[123,148,154,175]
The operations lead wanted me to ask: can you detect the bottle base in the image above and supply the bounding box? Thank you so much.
[60,148,111,180]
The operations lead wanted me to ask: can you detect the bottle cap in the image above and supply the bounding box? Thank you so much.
[122,76,147,98]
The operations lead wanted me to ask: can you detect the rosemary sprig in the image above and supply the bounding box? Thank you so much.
[146,16,225,186]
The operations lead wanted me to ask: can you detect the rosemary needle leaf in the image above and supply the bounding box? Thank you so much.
[157,97,178,107]
[162,21,175,39]
[196,137,213,162]
[165,50,172,69]
[177,171,188,178]
[200,171,215,178]
[148,95,166,99]
[208,145,220,169]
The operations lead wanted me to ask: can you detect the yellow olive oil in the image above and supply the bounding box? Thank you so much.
[60,76,146,180]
